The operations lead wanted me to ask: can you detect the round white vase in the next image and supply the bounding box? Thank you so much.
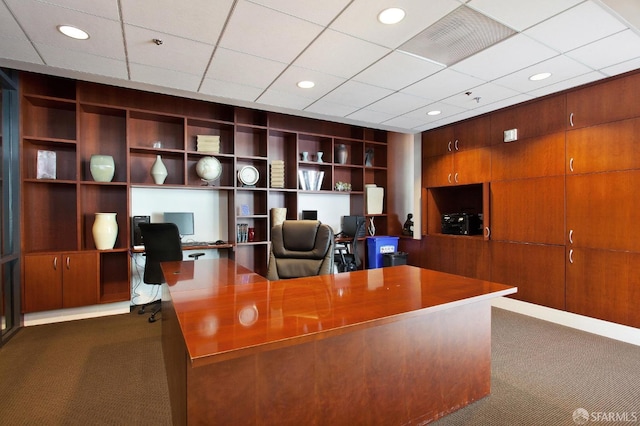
[93,213,118,250]
[89,155,115,182]
[151,155,168,184]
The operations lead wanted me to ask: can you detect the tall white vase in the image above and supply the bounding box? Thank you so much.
[93,212,118,250]
[151,155,168,184]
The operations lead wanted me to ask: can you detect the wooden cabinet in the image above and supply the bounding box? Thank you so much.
[490,94,566,142]
[566,247,640,327]
[490,242,565,310]
[23,252,99,312]
[21,72,389,302]
[422,116,491,187]
[491,132,565,181]
[422,235,490,280]
[566,116,640,175]
[566,71,640,129]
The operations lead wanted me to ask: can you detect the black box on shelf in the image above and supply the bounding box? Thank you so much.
[441,213,482,236]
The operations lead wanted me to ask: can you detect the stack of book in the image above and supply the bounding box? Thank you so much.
[270,160,285,188]
[196,135,220,153]
[298,170,324,191]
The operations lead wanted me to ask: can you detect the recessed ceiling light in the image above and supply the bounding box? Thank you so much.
[427,110,441,116]
[57,25,90,40]
[378,8,406,25]
[529,72,552,81]
[297,80,315,89]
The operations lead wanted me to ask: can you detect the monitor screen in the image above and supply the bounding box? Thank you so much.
[163,212,195,237]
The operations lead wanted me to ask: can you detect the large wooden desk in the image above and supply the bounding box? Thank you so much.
[161,259,516,425]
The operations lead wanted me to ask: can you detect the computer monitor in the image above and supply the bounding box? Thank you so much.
[342,215,365,238]
[163,212,194,238]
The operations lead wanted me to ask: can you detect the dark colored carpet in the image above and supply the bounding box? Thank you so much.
[1,307,639,425]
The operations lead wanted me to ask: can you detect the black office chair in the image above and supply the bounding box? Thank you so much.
[138,223,204,323]
[334,220,364,272]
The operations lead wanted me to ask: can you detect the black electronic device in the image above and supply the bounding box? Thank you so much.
[302,210,318,220]
[131,215,150,246]
[163,212,195,238]
[342,215,366,238]
[441,213,482,236]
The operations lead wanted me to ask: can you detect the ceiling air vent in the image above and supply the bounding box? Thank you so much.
[398,6,516,66]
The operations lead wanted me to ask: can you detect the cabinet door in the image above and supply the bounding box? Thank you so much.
[453,115,490,151]
[490,176,564,245]
[567,71,640,129]
[24,254,63,312]
[567,171,640,252]
[423,154,453,187]
[566,247,640,328]
[453,148,491,184]
[62,252,99,308]
[566,117,640,174]
[422,235,490,280]
[490,94,566,142]
[422,126,454,158]
[490,241,565,310]
[491,132,565,181]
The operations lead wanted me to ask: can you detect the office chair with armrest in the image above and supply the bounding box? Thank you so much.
[138,223,205,323]
[266,220,334,280]
[334,220,364,272]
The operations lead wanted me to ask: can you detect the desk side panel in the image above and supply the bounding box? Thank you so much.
[162,285,187,426]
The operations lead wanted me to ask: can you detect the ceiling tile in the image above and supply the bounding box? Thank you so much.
[130,63,201,91]
[293,29,390,78]
[365,92,430,116]
[219,0,323,64]
[265,66,346,99]
[467,0,582,31]
[121,0,233,44]
[353,51,444,90]
[0,36,42,63]
[37,44,128,79]
[256,88,315,110]
[205,48,287,89]
[524,1,627,53]
[526,71,604,97]
[347,108,395,124]
[492,54,594,92]
[0,2,29,39]
[5,0,125,60]
[441,81,521,110]
[331,0,461,49]
[601,57,640,76]
[319,80,394,109]
[401,68,484,101]
[200,79,265,102]
[304,99,360,117]
[245,0,351,26]
[36,0,121,19]
[451,34,558,81]
[566,30,640,70]
[125,26,214,74]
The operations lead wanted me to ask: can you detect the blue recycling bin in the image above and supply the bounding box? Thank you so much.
[366,236,399,269]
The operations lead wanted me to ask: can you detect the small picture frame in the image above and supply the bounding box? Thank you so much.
[240,204,250,216]
[36,150,56,179]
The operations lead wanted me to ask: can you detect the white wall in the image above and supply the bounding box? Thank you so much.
[388,132,421,238]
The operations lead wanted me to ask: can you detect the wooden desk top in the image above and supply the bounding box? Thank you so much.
[161,259,516,367]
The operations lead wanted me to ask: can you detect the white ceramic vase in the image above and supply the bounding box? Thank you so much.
[89,155,115,182]
[93,212,118,250]
[151,155,168,184]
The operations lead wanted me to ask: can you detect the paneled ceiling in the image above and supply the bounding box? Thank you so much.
[1,0,639,134]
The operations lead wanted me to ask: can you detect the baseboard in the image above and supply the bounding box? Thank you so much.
[23,302,131,326]
[492,297,640,347]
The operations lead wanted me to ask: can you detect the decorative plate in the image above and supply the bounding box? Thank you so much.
[238,165,259,186]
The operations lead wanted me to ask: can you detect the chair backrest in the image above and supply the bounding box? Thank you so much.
[267,220,334,280]
[138,223,184,284]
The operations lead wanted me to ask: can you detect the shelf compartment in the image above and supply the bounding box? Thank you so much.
[334,139,364,166]
[334,165,364,192]
[236,189,267,216]
[186,153,234,187]
[426,184,484,236]
[129,151,185,185]
[186,119,235,155]
[365,167,387,188]
[364,142,387,168]
[99,251,130,303]
[23,138,77,181]
[22,73,76,100]
[297,163,332,191]
[23,182,78,252]
[80,185,128,250]
[128,111,184,151]
[235,107,268,127]
[234,243,269,277]
[298,134,333,162]
[79,105,127,183]
[235,158,268,189]
[235,126,267,158]
[23,96,76,141]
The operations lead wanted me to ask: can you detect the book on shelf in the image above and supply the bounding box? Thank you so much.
[196,135,220,153]
[270,160,285,188]
[297,170,324,191]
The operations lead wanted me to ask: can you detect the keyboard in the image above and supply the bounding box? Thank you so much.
[181,241,209,247]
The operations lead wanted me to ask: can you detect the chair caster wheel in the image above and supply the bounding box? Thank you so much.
[138,307,145,315]
[149,316,156,323]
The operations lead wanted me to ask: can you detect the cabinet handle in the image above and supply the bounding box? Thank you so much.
[66,256,70,270]
[53,257,57,270]
[569,249,574,264]
[448,141,452,152]
[569,112,574,127]
[454,139,459,151]
[454,173,459,183]
[569,157,574,172]
[569,229,573,244]
[485,227,491,238]
[448,173,452,183]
